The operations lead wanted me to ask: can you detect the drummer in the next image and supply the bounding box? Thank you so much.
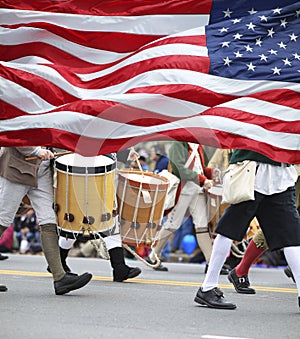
[146,141,230,274]
[0,146,92,294]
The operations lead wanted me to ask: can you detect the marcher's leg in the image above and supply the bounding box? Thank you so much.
[40,223,65,281]
[47,237,76,274]
[283,246,300,307]
[194,234,236,309]
[105,234,141,282]
[40,223,93,295]
[0,225,8,292]
[149,228,172,262]
[195,229,213,264]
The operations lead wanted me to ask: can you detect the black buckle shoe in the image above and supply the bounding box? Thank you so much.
[54,272,92,295]
[284,266,295,283]
[194,287,236,309]
[0,284,8,292]
[145,257,168,271]
[228,269,255,294]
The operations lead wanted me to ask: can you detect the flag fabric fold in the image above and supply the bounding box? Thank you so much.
[0,0,300,163]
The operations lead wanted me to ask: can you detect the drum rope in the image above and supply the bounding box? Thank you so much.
[148,185,159,243]
[103,163,107,228]
[122,243,162,269]
[132,182,143,244]
[118,176,127,224]
[85,167,88,219]
[89,235,110,260]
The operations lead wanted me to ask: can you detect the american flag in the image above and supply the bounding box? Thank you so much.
[1,0,300,163]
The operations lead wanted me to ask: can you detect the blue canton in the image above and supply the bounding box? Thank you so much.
[206,1,300,82]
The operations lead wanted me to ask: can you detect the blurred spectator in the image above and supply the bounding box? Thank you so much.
[14,208,42,254]
[150,145,169,173]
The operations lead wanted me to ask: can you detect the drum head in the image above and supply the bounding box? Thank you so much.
[118,170,168,189]
[55,154,116,174]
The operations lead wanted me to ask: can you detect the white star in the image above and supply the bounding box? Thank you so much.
[259,15,268,22]
[295,9,300,18]
[268,49,278,55]
[248,8,257,15]
[220,41,231,47]
[231,18,241,24]
[246,22,256,31]
[247,62,256,71]
[233,33,243,40]
[267,28,275,37]
[223,57,232,66]
[280,18,288,28]
[219,27,229,33]
[234,51,243,57]
[289,33,298,41]
[223,8,232,18]
[277,41,287,49]
[259,54,268,62]
[272,66,281,75]
[282,58,292,66]
[245,45,253,52]
[272,7,282,15]
[255,38,262,47]
[293,53,300,60]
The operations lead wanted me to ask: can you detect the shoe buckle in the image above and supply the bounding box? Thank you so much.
[212,288,224,298]
[238,277,246,283]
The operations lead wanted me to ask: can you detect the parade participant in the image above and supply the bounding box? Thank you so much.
[194,149,300,310]
[0,147,92,295]
[146,141,229,275]
[50,233,142,282]
[47,151,141,282]
[150,145,169,173]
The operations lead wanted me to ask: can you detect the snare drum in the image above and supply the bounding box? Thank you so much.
[54,153,116,239]
[116,170,169,247]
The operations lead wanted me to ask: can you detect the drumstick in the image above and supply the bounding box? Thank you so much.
[25,150,73,161]
[129,147,144,172]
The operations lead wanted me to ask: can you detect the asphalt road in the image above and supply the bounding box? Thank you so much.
[1,254,299,339]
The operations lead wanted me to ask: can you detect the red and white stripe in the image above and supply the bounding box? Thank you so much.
[0,0,300,163]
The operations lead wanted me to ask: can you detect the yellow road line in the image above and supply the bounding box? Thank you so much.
[0,269,297,294]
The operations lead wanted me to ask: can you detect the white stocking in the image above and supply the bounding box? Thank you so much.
[283,246,300,297]
[201,234,232,292]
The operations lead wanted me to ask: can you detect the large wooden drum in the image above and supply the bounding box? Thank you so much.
[54,153,116,239]
[116,170,169,247]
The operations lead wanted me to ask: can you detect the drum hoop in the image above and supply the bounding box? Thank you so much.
[55,161,116,174]
[118,169,169,189]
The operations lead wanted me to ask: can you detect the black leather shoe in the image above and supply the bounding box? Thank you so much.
[145,257,168,271]
[228,269,255,294]
[0,284,8,292]
[54,272,92,295]
[205,264,230,275]
[0,253,8,260]
[114,267,141,282]
[194,287,236,309]
[284,266,295,283]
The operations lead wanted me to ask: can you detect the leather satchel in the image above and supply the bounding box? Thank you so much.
[221,160,257,205]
